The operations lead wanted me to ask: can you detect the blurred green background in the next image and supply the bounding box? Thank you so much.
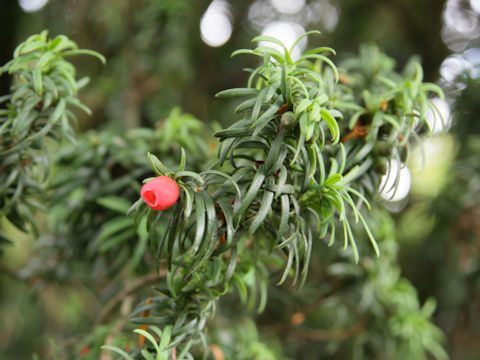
[1,0,479,359]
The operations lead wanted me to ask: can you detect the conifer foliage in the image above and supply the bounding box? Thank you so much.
[0,31,448,359]
[114,32,446,358]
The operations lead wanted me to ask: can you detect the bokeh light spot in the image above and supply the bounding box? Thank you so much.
[270,0,305,14]
[18,0,48,12]
[440,55,472,83]
[470,0,480,13]
[444,0,478,34]
[200,0,233,47]
[409,136,456,198]
[307,0,339,32]
[260,22,306,61]
[380,160,412,202]
[425,98,452,133]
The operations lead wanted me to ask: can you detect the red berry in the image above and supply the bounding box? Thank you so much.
[78,346,91,356]
[140,176,180,211]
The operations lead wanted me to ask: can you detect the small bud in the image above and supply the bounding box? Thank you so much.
[373,157,388,175]
[281,111,297,128]
[140,176,180,211]
[374,142,392,157]
[400,147,408,162]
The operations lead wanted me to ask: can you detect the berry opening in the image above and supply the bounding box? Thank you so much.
[142,190,157,207]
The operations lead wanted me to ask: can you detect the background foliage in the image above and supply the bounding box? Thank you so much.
[1,0,479,359]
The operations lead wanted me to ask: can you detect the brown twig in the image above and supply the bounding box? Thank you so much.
[289,318,367,341]
[276,103,290,115]
[340,119,368,143]
[210,344,225,360]
[138,297,153,347]
[96,271,167,325]
[100,295,134,360]
[263,316,367,342]
[338,74,350,84]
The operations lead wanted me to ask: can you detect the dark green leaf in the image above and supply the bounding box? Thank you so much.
[215,88,258,98]
[175,171,204,184]
[234,164,266,225]
[278,194,290,239]
[252,88,267,123]
[265,130,285,174]
[148,152,171,175]
[192,192,206,254]
[97,196,131,214]
[249,180,274,234]
[99,229,136,252]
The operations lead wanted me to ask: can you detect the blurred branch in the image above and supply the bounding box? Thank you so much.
[263,316,367,342]
[0,263,19,281]
[100,294,134,360]
[289,318,367,341]
[96,271,167,324]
